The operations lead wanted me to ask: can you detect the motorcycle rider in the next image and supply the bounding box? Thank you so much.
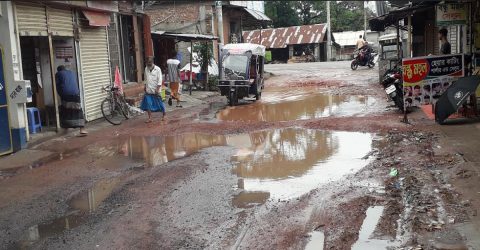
[356,35,366,49]
[357,42,373,65]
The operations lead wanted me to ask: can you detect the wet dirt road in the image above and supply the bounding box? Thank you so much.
[0,61,475,250]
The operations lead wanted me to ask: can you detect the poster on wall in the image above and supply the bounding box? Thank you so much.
[402,54,464,108]
[436,3,468,26]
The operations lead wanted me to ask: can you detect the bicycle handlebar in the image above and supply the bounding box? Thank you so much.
[102,85,119,92]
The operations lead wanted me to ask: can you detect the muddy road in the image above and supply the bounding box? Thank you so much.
[0,61,474,249]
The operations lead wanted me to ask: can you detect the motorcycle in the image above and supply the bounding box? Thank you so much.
[351,48,376,70]
[381,66,404,111]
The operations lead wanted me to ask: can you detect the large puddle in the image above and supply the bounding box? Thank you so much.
[90,128,372,201]
[217,87,376,122]
[18,128,373,245]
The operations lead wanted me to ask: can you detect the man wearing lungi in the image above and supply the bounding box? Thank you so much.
[141,56,166,123]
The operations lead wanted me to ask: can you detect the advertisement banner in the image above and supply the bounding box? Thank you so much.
[402,54,464,108]
[436,3,468,26]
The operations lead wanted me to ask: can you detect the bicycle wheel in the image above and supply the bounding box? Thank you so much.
[116,95,131,119]
[101,98,123,125]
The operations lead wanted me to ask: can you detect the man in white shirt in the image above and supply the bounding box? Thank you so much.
[140,56,165,123]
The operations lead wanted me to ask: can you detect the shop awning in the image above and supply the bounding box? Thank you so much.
[222,5,271,29]
[369,3,435,31]
[243,8,271,22]
[82,10,110,27]
[151,31,218,42]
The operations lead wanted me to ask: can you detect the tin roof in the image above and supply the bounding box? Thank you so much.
[222,43,266,56]
[242,23,327,49]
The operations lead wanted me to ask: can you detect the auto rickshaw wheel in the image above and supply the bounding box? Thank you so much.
[255,92,261,100]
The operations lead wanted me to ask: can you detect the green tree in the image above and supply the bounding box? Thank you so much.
[265,1,375,32]
[265,1,300,28]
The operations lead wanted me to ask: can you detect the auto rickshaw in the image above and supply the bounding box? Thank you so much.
[218,43,265,106]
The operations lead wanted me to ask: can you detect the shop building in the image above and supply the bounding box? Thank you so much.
[145,0,269,67]
[0,1,152,155]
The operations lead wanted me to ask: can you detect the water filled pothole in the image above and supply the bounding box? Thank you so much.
[231,129,373,200]
[18,128,374,246]
[94,128,372,201]
[216,87,376,122]
[351,206,398,249]
[18,177,121,247]
[232,190,270,208]
[305,230,325,250]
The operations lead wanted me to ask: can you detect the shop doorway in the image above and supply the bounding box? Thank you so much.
[119,15,138,83]
[19,36,78,132]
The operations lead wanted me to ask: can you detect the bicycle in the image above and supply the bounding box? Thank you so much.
[101,85,133,125]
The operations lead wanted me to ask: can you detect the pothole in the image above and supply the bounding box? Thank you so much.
[216,87,376,122]
[351,206,398,249]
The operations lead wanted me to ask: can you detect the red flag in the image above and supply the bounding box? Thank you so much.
[114,65,123,94]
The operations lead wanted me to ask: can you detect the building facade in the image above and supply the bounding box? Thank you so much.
[145,1,269,68]
[0,1,151,155]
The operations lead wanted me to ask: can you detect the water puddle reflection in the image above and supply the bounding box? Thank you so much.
[217,88,375,122]
[68,177,121,212]
[90,128,372,201]
[231,129,373,200]
[232,191,270,208]
[117,134,226,167]
[19,178,120,247]
[351,206,397,249]
[305,230,325,250]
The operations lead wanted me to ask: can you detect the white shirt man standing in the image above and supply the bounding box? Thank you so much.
[140,56,165,123]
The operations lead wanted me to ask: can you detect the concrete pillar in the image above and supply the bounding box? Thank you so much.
[288,45,293,59]
[1,1,28,151]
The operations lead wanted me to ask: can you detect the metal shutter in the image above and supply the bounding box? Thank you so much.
[79,26,111,121]
[15,3,73,37]
[15,2,48,36]
[47,7,74,36]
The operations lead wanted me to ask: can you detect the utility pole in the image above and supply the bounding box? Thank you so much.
[326,1,331,61]
[215,1,224,78]
[364,1,367,39]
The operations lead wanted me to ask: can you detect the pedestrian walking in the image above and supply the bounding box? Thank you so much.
[167,55,182,108]
[55,65,87,136]
[141,56,166,123]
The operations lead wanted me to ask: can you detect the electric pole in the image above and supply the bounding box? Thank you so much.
[326,1,331,61]
[216,1,224,78]
[364,1,367,39]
